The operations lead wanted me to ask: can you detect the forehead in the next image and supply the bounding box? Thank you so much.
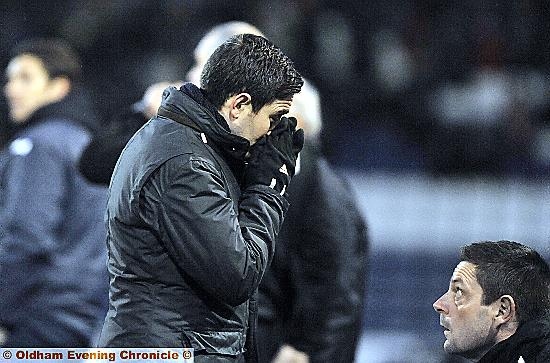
[6,55,46,76]
[451,261,478,285]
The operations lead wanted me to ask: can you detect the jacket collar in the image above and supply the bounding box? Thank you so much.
[479,318,550,362]
[159,84,250,162]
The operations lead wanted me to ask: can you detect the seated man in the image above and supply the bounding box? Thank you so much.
[433,240,550,362]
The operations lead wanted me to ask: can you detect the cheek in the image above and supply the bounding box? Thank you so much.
[454,305,485,332]
[10,78,41,100]
[256,116,270,135]
[263,118,271,132]
[8,82,49,120]
[19,87,43,109]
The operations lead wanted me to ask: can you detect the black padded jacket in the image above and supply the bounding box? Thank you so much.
[478,318,550,363]
[98,84,288,362]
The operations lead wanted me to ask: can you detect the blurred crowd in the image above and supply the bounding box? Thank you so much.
[1,0,549,178]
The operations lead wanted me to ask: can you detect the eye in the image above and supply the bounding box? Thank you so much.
[454,287,463,299]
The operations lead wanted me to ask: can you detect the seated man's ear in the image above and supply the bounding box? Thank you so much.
[493,295,516,326]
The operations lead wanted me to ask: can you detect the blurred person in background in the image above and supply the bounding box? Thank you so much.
[79,80,182,185]
[0,38,108,347]
[186,21,263,85]
[433,240,550,362]
[188,21,369,363]
[97,34,304,363]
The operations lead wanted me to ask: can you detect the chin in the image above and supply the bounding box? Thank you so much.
[443,340,459,355]
[10,114,28,123]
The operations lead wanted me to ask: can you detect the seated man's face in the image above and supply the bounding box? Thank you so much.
[4,55,63,123]
[433,261,499,360]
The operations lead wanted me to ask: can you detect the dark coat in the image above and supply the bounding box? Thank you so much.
[0,91,108,347]
[97,84,288,362]
[257,142,369,363]
[79,106,148,185]
[478,318,550,363]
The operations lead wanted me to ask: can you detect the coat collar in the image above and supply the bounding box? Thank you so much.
[159,84,250,162]
[479,319,550,362]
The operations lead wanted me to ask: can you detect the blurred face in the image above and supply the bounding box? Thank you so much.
[289,102,306,134]
[140,81,182,119]
[186,54,207,85]
[229,99,291,145]
[4,55,62,123]
[433,261,499,361]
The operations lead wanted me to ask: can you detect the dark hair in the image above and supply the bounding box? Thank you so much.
[461,240,550,324]
[10,38,82,82]
[200,34,303,112]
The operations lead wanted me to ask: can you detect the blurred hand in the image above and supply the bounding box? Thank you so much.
[272,345,309,363]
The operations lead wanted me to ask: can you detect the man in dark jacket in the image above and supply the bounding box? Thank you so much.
[184,23,369,363]
[433,240,550,362]
[0,39,108,346]
[256,80,368,363]
[97,34,304,362]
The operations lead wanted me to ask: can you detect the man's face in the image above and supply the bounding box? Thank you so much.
[433,261,498,360]
[4,55,59,123]
[230,99,292,145]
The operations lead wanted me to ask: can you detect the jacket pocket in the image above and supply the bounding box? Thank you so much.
[181,330,246,356]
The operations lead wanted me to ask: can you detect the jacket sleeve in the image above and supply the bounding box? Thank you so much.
[139,155,288,307]
[0,141,66,324]
[285,161,368,361]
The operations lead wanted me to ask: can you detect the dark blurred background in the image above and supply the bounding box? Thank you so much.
[1,1,549,361]
[2,0,550,177]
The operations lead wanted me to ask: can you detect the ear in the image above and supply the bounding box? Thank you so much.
[493,295,516,326]
[47,76,71,101]
[228,93,252,121]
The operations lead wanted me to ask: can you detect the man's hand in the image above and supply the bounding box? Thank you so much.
[272,345,310,363]
[243,116,304,195]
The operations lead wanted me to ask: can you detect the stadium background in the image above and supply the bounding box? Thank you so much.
[1,1,549,361]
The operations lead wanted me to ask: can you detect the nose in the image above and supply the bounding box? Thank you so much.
[4,78,18,99]
[433,292,449,314]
